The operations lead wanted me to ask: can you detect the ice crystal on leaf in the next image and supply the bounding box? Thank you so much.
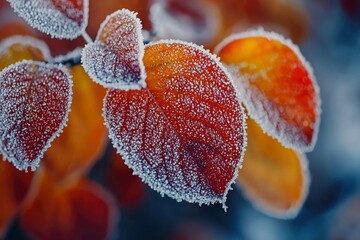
[0,60,72,171]
[82,9,146,89]
[104,40,247,209]
[215,29,321,152]
[7,0,89,39]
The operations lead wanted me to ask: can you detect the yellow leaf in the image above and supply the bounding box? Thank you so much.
[237,118,309,218]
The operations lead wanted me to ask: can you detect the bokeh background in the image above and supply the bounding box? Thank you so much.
[1,0,360,239]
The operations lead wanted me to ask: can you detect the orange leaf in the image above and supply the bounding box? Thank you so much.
[20,170,117,240]
[106,148,145,208]
[0,159,34,238]
[0,61,72,171]
[237,118,309,218]
[43,65,107,181]
[0,36,50,70]
[215,29,320,152]
[104,40,246,208]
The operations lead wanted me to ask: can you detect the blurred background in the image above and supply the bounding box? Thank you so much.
[1,0,360,239]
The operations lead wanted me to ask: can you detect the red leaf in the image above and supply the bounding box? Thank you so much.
[7,0,89,39]
[215,29,321,152]
[104,40,246,208]
[20,171,117,240]
[82,9,146,89]
[0,60,72,171]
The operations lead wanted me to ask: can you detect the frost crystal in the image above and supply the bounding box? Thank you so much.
[104,40,247,209]
[7,0,89,39]
[0,60,72,171]
[82,9,146,90]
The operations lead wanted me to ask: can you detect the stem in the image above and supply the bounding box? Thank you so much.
[49,48,82,67]
[82,31,93,44]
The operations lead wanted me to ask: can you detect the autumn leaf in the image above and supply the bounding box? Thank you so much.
[0,159,34,238]
[0,35,50,70]
[20,170,117,240]
[237,118,309,218]
[104,40,246,208]
[7,0,89,39]
[215,29,321,152]
[82,9,146,89]
[0,60,72,171]
[43,65,107,181]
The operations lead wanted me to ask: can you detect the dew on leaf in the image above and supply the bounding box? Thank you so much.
[0,35,51,70]
[0,60,72,171]
[7,0,89,39]
[81,9,146,90]
[215,28,321,152]
[103,40,247,209]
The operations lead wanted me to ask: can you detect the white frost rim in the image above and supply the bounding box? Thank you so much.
[8,0,89,40]
[0,35,52,61]
[81,9,146,90]
[104,39,248,210]
[0,60,73,171]
[215,28,321,152]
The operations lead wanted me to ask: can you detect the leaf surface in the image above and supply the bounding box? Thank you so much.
[104,40,246,207]
[0,60,72,171]
[0,36,50,71]
[7,0,89,39]
[82,9,146,89]
[215,29,321,152]
[237,118,309,218]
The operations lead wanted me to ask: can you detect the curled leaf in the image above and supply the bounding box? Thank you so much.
[237,118,310,218]
[0,35,50,70]
[104,40,246,208]
[20,170,117,240]
[0,60,72,171]
[82,9,146,89]
[43,65,107,181]
[215,29,321,152]
[7,0,89,39]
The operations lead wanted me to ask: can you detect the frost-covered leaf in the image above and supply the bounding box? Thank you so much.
[0,35,50,71]
[7,0,89,39]
[215,29,321,152]
[0,60,72,171]
[43,65,107,181]
[82,9,146,89]
[104,40,246,208]
[237,118,310,218]
[0,159,34,238]
[20,170,117,240]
